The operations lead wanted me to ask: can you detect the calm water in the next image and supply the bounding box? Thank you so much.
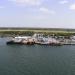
[0,38,75,75]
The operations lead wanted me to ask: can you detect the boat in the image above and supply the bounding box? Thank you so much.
[33,34,62,46]
[6,36,35,45]
[7,37,23,45]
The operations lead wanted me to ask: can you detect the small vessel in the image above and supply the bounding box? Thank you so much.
[6,36,35,45]
[33,34,62,46]
[7,37,22,45]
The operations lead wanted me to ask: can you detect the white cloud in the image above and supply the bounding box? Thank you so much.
[40,7,55,14]
[70,4,75,10]
[9,0,41,6]
[59,0,68,4]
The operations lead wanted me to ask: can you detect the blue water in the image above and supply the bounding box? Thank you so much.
[0,38,75,75]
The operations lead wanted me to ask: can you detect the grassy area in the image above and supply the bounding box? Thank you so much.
[0,28,75,37]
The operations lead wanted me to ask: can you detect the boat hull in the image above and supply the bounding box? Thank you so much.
[7,41,23,45]
[7,41,34,45]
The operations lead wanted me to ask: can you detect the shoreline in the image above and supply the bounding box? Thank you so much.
[0,29,75,37]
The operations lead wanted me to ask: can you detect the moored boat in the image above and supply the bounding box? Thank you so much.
[6,36,35,45]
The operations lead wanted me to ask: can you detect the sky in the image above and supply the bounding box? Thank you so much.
[0,0,75,28]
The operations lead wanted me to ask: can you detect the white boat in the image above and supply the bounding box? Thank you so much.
[7,36,35,45]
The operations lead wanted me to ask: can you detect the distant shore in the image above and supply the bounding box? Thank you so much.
[0,27,75,37]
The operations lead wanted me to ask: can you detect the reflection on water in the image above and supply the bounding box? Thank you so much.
[0,38,75,75]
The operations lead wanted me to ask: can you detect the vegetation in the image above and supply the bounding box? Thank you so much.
[0,27,75,37]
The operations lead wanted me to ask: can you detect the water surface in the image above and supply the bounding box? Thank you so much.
[0,38,75,75]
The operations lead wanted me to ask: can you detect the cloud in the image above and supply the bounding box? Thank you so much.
[59,0,68,4]
[39,7,55,14]
[9,0,41,6]
[70,4,75,10]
